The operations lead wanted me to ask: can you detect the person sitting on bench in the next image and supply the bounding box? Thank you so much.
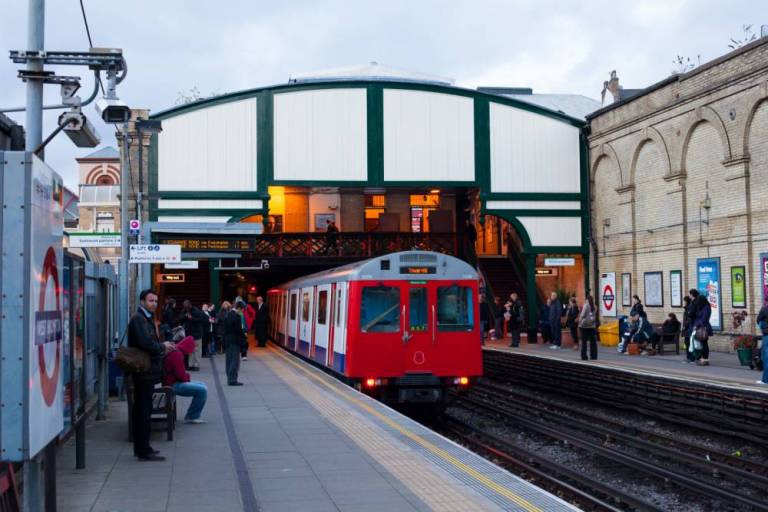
[163,336,208,424]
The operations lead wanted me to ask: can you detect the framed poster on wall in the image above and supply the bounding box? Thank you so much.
[762,253,768,305]
[314,213,336,231]
[621,273,631,306]
[644,272,663,307]
[670,270,682,307]
[731,266,746,308]
[697,257,722,331]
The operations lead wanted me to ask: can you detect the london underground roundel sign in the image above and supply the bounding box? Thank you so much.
[602,284,615,312]
[599,272,617,317]
[37,246,62,406]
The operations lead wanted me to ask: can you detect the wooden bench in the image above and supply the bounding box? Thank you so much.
[125,375,177,442]
[655,326,681,355]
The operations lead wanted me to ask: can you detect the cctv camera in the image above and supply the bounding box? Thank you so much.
[95,97,131,124]
[59,111,101,148]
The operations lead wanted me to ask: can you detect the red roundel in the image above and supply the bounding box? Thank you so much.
[602,284,615,312]
[38,246,62,407]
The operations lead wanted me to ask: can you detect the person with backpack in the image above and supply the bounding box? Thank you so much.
[507,292,524,348]
[566,296,580,351]
[689,289,713,366]
[578,295,598,360]
[756,298,768,385]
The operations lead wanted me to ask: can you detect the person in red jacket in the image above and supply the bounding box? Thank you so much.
[164,336,208,424]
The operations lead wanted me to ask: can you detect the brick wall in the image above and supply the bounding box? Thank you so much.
[589,38,768,352]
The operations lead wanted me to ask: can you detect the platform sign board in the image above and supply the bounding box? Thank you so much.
[0,152,64,460]
[68,232,121,248]
[696,258,722,331]
[544,258,575,267]
[129,244,181,264]
[599,272,617,317]
[165,261,199,270]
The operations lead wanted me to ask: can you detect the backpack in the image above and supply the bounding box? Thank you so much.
[579,306,596,329]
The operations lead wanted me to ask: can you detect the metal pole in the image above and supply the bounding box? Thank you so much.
[24,0,44,151]
[136,131,143,301]
[119,122,130,343]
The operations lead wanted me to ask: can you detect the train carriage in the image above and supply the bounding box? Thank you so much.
[267,251,482,403]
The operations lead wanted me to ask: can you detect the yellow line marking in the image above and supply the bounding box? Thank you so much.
[269,346,546,512]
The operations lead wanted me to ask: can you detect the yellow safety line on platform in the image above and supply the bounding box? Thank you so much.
[268,346,545,512]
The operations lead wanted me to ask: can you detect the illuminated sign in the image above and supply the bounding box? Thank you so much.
[157,238,253,251]
[535,268,557,276]
[156,273,185,283]
[400,266,436,275]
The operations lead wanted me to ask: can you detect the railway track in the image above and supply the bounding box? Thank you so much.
[447,386,768,511]
[440,416,664,512]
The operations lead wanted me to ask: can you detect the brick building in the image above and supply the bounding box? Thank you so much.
[588,37,768,351]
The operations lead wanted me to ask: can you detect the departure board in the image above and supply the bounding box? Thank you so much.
[157,238,254,251]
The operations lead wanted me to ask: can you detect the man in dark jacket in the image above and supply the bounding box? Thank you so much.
[182,300,207,371]
[479,294,492,345]
[548,292,563,349]
[222,301,245,385]
[128,289,173,461]
[254,296,269,347]
[507,292,524,348]
[160,297,177,341]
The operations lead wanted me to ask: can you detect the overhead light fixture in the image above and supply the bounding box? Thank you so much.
[430,189,440,194]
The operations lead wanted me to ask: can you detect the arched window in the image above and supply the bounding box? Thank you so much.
[95,175,115,186]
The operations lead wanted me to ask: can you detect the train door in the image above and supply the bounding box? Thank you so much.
[280,291,288,345]
[403,283,433,373]
[298,287,314,357]
[288,290,299,350]
[331,282,348,372]
[313,285,331,365]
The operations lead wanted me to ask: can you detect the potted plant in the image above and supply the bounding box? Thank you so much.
[732,335,758,366]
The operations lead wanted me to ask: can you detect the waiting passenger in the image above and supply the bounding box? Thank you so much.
[479,295,492,345]
[689,289,713,366]
[493,297,505,341]
[681,296,694,358]
[163,336,208,424]
[223,301,246,385]
[656,313,682,354]
[578,295,598,360]
[566,297,580,351]
[630,295,646,319]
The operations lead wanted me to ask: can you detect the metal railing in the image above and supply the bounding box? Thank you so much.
[251,231,459,258]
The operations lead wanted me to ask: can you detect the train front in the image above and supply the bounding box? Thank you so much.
[346,252,483,405]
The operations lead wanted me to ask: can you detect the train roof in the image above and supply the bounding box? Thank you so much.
[276,251,478,290]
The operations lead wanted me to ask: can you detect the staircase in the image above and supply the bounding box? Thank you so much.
[478,256,527,305]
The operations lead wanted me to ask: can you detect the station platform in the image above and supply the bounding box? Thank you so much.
[56,346,577,512]
[484,337,768,394]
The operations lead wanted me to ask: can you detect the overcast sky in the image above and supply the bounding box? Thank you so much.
[0,0,763,188]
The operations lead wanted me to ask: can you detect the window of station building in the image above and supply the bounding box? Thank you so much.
[364,194,386,231]
[410,193,440,233]
[436,285,474,332]
[95,213,115,233]
[360,286,400,333]
[94,175,115,186]
[409,288,428,332]
[290,293,298,320]
[317,290,328,325]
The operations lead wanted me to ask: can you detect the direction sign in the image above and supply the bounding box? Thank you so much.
[129,244,181,264]
[68,232,121,248]
[165,261,199,270]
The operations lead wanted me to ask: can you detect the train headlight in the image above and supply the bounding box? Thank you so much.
[365,378,382,387]
[453,377,470,386]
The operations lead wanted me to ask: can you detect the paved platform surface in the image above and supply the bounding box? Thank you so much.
[485,337,767,393]
[57,346,577,512]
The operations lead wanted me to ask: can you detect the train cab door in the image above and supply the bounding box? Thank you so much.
[403,283,433,373]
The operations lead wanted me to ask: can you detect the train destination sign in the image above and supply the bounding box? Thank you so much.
[400,266,436,275]
[157,238,254,251]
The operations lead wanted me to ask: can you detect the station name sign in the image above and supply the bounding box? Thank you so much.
[157,237,254,252]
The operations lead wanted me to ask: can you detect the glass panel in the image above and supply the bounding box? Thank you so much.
[360,286,400,333]
[290,293,297,320]
[437,286,474,332]
[409,288,428,332]
[302,292,310,322]
[317,291,328,325]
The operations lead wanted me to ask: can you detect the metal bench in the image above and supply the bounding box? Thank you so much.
[125,375,177,442]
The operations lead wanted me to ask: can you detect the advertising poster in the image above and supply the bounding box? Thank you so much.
[599,272,617,317]
[731,266,746,308]
[761,253,768,305]
[644,272,663,307]
[670,270,682,307]
[696,258,722,331]
[621,273,631,307]
[28,158,65,456]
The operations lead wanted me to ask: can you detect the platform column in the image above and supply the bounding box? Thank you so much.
[525,252,539,343]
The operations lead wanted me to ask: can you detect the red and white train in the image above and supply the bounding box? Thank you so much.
[267,251,482,403]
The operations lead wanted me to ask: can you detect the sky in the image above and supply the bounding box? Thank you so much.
[0,0,764,189]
